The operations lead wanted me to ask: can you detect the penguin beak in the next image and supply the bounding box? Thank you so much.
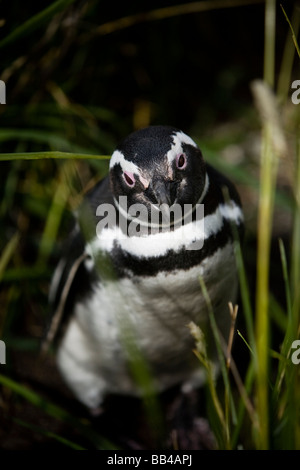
[151,179,175,207]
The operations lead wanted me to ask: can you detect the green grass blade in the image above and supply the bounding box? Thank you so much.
[281,4,300,59]
[272,240,293,399]
[291,136,300,324]
[0,233,20,282]
[1,266,50,283]
[251,1,278,446]
[0,0,77,49]
[0,151,110,161]
[85,0,265,38]
[190,321,226,448]
[231,359,256,448]
[234,234,256,357]
[0,128,109,154]
[0,373,76,422]
[37,162,75,265]
[277,5,300,101]
[0,373,118,449]
[199,276,234,449]
[279,239,293,324]
[13,418,86,449]
[237,330,254,356]
[269,294,288,333]
[254,120,273,450]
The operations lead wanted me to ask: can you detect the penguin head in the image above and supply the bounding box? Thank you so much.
[109,126,206,220]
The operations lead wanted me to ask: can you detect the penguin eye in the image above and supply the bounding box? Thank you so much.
[123,171,135,187]
[176,153,187,170]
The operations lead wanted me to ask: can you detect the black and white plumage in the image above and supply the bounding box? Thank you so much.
[48,125,244,411]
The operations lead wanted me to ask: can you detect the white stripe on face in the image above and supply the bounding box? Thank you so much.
[109,149,141,175]
[109,149,150,189]
[167,131,198,166]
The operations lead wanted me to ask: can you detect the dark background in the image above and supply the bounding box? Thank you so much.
[0,1,277,146]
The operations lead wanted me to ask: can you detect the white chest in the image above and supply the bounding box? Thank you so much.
[57,239,238,409]
[76,242,236,364]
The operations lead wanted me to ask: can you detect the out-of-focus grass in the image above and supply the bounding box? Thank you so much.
[190,2,300,451]
[0,373,119,449]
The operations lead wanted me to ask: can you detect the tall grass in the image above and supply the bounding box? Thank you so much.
[0,1,299,450]
[193,2,300,450]
[253,1,299,450]
[254,0,276,449]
